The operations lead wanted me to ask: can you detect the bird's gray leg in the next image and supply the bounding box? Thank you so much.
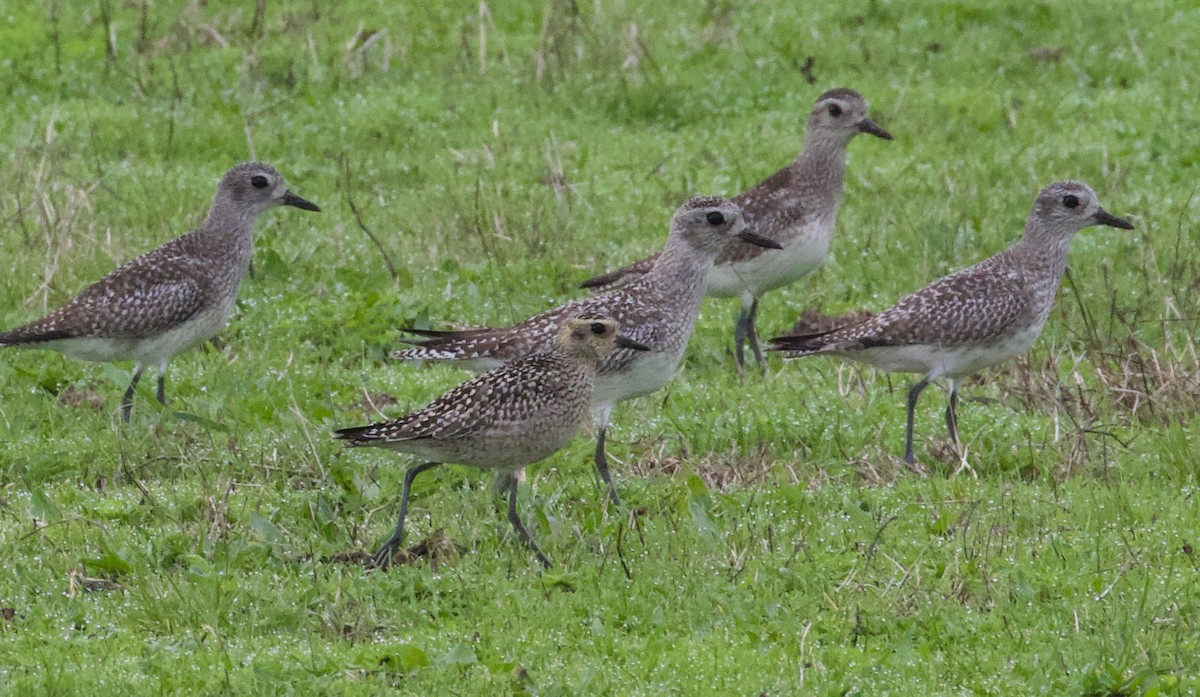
[507,474,551,569]
[592,406,622,507]
[121,366,144,423]
[944,380,974,477]
[733,303,750,370]
[944,381,960,446]
[493,469,522,497]
[156,363,167,406]
[374,461,440,569]
[904,377,931,466]
[746,296,765,367]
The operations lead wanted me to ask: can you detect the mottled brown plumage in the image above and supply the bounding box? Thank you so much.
[337,318,647,569]
[392,196,779,506]
[0,162,320,421]
[581,88,892,367]
[770,181,1134,469]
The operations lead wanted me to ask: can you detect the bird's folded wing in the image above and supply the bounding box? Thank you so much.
[840,267,1031,349]
[579,251,659,291]
[342,357,565,443]
[6,259,209,343]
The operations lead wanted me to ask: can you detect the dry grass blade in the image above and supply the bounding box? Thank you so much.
[67,569,124,596]
[337,153,398,281]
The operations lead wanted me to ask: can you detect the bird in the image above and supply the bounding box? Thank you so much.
[335,317,650,569]
[0,162,320,422]
[768,181,1133,471]
[579,87,892,369]
[393,196,781,505]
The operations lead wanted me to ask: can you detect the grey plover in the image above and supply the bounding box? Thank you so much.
[394,197,780,505]
[581,88,892,369]
[769,180,1133,469]
[0,162,320,421]
[336,317,649,569]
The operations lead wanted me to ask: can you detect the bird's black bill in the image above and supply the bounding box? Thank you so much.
[283,190,321,212]
[615,335,651,351]
[737,228,784,250]
[857,118,893,140]
[1093,208,1134,230]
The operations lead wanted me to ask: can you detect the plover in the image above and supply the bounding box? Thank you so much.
[769,181,1133,469]
[581,88,892,369]
[394,197,780,505]
[336,317,649,569]
[0,162,320,421]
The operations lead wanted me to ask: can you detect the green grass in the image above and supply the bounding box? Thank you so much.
[1,0,1198,693]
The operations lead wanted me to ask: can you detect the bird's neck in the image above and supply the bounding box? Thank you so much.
[1008,223,1075,290]
[649,235,717,285]
[789,134,850,210]
[558,346,605,372]
[194,198,259,267]
[639,236,714,314]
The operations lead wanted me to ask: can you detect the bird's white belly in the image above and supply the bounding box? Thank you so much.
[382,428,577,470]
[131,307,230,365]
[49,304,231,366]
[705,222,832,299]
[846,325,1044,379]
[591,349,683,407]
[46,336,139,363]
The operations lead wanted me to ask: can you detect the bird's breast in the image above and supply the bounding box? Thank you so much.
[705,217,835,298]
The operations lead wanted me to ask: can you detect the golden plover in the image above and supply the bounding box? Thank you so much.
[336,317,649,569]
[394,197,780,505]
[0,162,320,421]
[769,181,1133,470]
[581,88,891,369]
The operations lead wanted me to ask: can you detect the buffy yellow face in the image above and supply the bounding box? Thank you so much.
[558,317,651,360]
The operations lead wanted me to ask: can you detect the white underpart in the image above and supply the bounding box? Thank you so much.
[39,301,233,368]
[838,322,1046,381]
[135,304,232,365]
[705,214,835,301]
[591,347,684,408]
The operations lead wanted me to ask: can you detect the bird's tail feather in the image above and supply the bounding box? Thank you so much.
[768,308,874,354]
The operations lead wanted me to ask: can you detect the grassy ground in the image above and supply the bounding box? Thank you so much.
[1,0,1198,693]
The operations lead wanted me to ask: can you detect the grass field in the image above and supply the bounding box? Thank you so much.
[1,0,1198,693]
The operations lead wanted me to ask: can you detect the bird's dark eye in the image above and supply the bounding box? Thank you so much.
[1062,194,1079,209]
[589,322,606,336]
[828,104,842,117]
[706,211,725,226]
[251,175,270,189]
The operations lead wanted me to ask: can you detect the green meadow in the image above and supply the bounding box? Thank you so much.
[1,0,1197,693]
